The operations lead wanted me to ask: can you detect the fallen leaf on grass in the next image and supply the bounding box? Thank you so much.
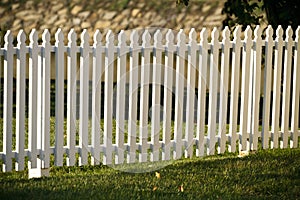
[153,186,158,191]
[155,172,161,179]
[178,184,184,192]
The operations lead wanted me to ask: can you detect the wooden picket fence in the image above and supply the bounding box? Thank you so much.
[0,25,299,175]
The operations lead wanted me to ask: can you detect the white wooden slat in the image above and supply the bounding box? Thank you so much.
[218,27,230,154]
[3,31,13,172]
[291,26,300,148]
[67,29,77,166]
[15,30,26,171]
[151,30,162,162]
[162,29,175,161]
[41,29,51,169]
[239,26,252,151]
[281,26,293,148]
[79,29,89,165]
[174,29,186,159]
[262,26,274,149]
[28,29,38,169]
[251,26,263,150]
[55,29,65,166]
[115,30,126,164]
[127,30,139,163]
[103,30,114,165]
[207,28,219,155]
[91,30,102,165]
[139,30,151,163]
[185,28,196,158]
[271,26,284,149]
[229,26,242,153]
[196,28,208,157]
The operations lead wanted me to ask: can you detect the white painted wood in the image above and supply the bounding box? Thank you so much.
[196,28,209,157]
[67,29,77,166]
[239,26,252,151]
[281,26,293,148]
[218,27,230,154]
[291,26,300,148]
[91,30,102,165]
[185,28,196,158]
[262,26,274,149]
[162,29,175,161]
[79,30,89,165]
[127,30,139,163]
[28,29,39,169]
[271,26,284,149]
[151,30,162,161]
[115,30,126,164]
[207,28,219,155]
[229,26,242,153]
[174,29,186,159]
[15,30,26,171]
[41,29,51,169]
[139,30,151,163]
[251,26,263,150]
[103,30,114,165]
[55,29,65,166]
[3,31,13,172]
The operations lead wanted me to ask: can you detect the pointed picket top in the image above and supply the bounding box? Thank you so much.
[68,29,77,46]
[275,26,283,40]
[154,29,162,47]
[200,28,208,41]
[177,29,186,45]
[42,29,50,44]
[17,30,26,45]
[296,26,300,41]
[244,25,252,42]
[29,29,38,46]
[81,29,90,47]
[118,30,126,47]
[142,30,151,47]
[189,28,196,43]
[4,30,13,45]
[222,26,230,42]
[130,30,139,47]
[233,26,241,41]
[254,25,262,40]
[265,25,273,40]
[106,30,114,45]
[55,28,64,45]
[211,27,219,42]
[166,29,174,44]
[285,26,293,42]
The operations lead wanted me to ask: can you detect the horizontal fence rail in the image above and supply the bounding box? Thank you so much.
[0,25,299,174]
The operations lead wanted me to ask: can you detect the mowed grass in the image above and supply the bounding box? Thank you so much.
[0,148,299,199]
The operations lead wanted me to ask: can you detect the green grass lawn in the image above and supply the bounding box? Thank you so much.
[0,148,299,199]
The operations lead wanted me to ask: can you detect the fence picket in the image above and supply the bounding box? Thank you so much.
[3,31,13,172]
[197,28,208,156]
[174,30,186,159]
[162,30,175,161]
[115,30,126,164]
[185,28,197,158]
[103,30,114,165]
[41,30,51,168]
[218,27,230,154]
[271,26,284,149]
[291,27,300,148]
[151,30,162,161]
[127,30,139,163]
[15,30,26,171]
[67,29,77,166]
[79,30,89,165]
[207,28,219,155]
[281,26,293,148]
[139,30,151,162]
[28,29,39,169]
[229,26,242,153]
[55,29,65,166]
[251,26,263,150]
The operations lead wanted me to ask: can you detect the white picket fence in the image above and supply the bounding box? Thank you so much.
[0,25,299,174]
